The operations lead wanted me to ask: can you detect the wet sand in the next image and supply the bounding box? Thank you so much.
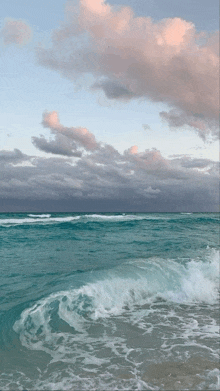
[142,358,220,390]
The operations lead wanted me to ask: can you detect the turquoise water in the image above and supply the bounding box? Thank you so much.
[0,213,219,390]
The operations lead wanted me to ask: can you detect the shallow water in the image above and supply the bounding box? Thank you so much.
[0,213,219,390]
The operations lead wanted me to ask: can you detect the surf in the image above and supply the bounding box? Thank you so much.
[13,249,219,349]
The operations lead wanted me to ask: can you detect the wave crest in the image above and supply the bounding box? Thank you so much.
[14,249,219,337]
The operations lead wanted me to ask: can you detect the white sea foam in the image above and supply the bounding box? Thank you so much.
[0,213,143,225]
[83,214,170,222]
[13,249,219,346]
[1,213,200,226]
[28,214,51,218]
[1,365,218,391]
[0,216,80,225]
[0,369,157,391]
[14,250,219,328]
[165,249,219,304]
[84,214,140,221]
[12,250,219,390]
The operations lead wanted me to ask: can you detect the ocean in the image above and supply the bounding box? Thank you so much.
[0,212,219,390]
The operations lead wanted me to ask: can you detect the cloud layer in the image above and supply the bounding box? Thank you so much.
[37,0,219,139]
[1,18,32,45]
[0,111,218,212]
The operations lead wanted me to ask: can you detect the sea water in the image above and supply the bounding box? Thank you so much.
[0,213,219,390]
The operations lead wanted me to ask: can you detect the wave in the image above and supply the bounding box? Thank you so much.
[13,250,219,357]
[0,213,164,226]
[1,212,218,226]
[78,213,169,223]
[28,214,51,218]
[0,216,80,226]
[84,213,144,221]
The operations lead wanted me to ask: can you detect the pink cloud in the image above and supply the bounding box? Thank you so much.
[42,111,60,129]
[41,110,100,151]
[37,0,219,139]
[128,145,138,154]
[1,18,32,45]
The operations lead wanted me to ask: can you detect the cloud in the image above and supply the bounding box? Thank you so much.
[0,149,30,163]
[144,186,161,194]
[171,156,216,169]
[92,80,135,100]
[128,145,138,154]
[142,124,152,131]
[32,110,100,156]
[1,18,32,45]
[37,0,219,140]
[1,116,218,211]
[1,145,218,211]
[160,109,218,140]
[32,134,82,157]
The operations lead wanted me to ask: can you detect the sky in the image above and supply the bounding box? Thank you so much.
[0,0,219,212]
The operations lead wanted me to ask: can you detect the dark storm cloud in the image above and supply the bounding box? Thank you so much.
[0,140,219,211]
[1,111,218,212]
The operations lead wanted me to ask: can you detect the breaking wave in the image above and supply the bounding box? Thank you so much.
[0,212,218,226]
[13,249,219,361]
[28,214,51,218]
[0,216,80,226]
